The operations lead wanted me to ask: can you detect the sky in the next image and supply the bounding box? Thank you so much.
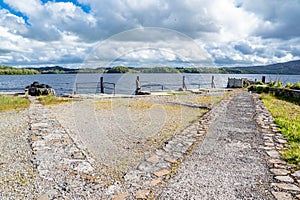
[0,0,300,68]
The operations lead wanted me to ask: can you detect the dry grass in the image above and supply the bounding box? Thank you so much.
[0,95,30,112]
[37,95,74,106]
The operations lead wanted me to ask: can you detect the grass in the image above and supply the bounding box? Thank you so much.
[194,94,224,105]
[261,94,300,165]
[37,95,74,105]
[0,95,30,112]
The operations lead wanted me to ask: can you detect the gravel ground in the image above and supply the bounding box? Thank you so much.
[0,110,37,199]
[3,91,274,199]
[158,91,274,199]
[49,94,214,177]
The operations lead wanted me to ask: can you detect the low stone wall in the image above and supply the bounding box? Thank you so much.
[270,88,300,99]
[248,85,300,100]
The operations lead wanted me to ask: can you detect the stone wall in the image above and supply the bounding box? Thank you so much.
[227,78,246,88]
[270,88,300,99]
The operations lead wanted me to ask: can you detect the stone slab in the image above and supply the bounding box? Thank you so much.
[271,191,293,200]
[274,176,294,183]
[271,183,300,192]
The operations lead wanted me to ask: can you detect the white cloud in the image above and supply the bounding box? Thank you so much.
[0,0,299,66]
[3,0,43,17]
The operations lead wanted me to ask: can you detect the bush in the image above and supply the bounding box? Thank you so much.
[255,81,265,85]
[276,80,283,88]
[291,82,300,90]
[285,83,293,89]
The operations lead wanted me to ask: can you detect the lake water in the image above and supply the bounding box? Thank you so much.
[0,73,299,95]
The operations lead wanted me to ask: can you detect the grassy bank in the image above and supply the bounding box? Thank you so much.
[261,94,300,165]
[0,95,30,111]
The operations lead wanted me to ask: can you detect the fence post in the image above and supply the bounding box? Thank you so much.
[211,76,216,88]
[135,76,141,95]
[182,76,187,90]
[262,76,266,84]
[100,77,104,93]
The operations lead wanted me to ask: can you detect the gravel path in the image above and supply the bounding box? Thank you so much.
[0,110,36,199]
[159,91,274,199]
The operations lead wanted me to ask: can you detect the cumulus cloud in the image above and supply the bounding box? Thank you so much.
[83,28,213,68]
[0,0,299,66]
[240,0,300,39]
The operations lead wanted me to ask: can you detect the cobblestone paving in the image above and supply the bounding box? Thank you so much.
[28,97,108,199]
[253,94,300,200]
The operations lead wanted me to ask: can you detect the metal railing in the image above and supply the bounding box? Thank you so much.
[75,81,116,95]
[140,82,202,91]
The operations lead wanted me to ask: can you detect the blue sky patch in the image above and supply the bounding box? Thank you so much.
[40,0,91,13]
[0,0,30,25]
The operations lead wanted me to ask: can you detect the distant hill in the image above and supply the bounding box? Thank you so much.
[0,65,39,75]
[2,60,299,75]
[222,60,300,75]
[28,66,106,74]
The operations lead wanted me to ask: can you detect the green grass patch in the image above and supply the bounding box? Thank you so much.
[37,95,74,105]
[0,95,30,111]
[261,94,300,165]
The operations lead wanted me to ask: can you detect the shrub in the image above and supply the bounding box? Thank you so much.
[285,83,293,89]
[291,82,300,90]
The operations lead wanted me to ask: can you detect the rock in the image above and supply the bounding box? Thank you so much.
[274,164,287,169]
[271,183,300,192]
[277,139,287,144]
[269,159,287,165]
[271,191,293,200]
[274,176,294,183]
[292,170,300,178]
[150,178,162,186]
[164,157,177,164]
[153,169,170,177]
[37,194,50,200]
[146,154,159,164]
[25,82,56,96]
[266,150,280,158]
[135,190,150,199]
[270,168,290,176]
[74,161,94,173]
[138,162,156,172]
[112,192,129,200]
[71,151,86,160]
[265,142,275,147]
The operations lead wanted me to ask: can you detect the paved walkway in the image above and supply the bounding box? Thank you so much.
[159,91,274,199]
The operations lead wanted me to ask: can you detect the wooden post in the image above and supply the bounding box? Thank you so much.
[211,76,216,88]
[100,77,104,93]
[262,76,266,84]
[135,76,141,95]
[182,76,187,90]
